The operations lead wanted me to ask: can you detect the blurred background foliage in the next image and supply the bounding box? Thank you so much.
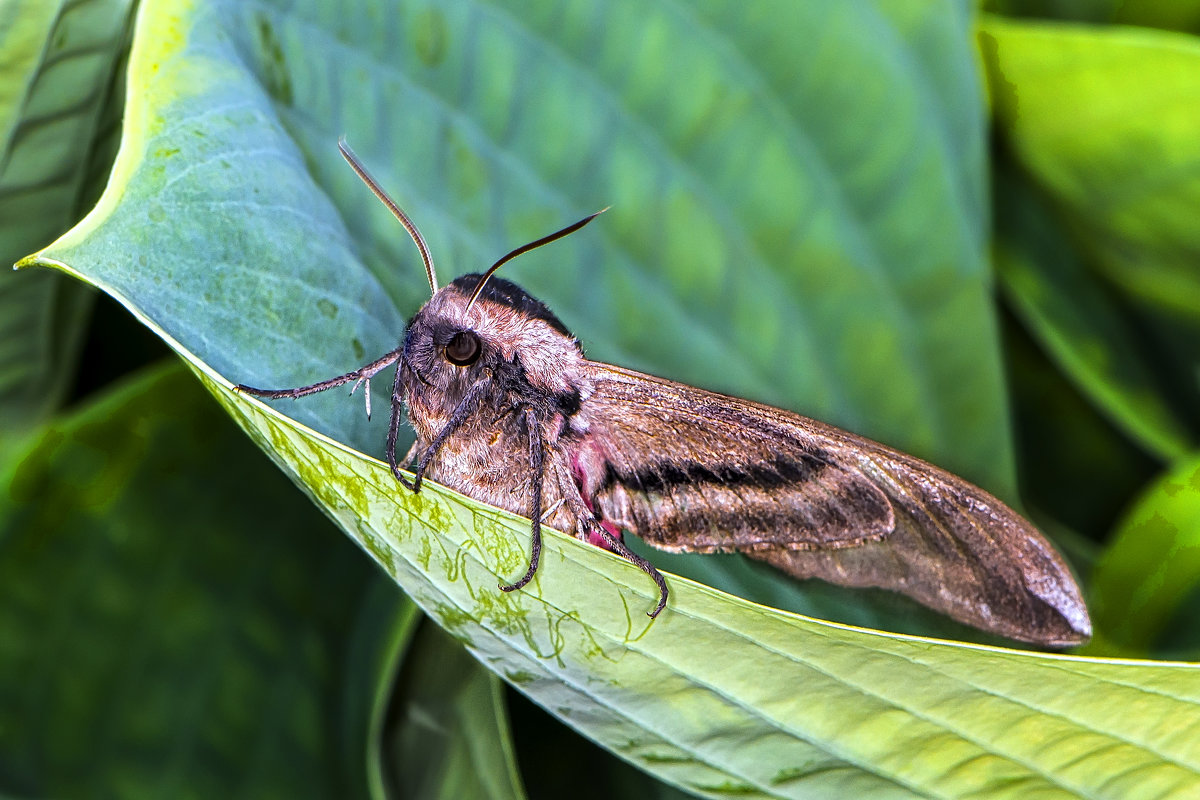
[2,0,1199,797]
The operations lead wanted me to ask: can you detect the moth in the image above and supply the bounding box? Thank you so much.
[238,141,1092,647]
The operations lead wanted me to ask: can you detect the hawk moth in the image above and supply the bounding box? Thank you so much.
[237,142,1091,647]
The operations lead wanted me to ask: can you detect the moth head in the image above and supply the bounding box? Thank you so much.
[402,274,583,402]
[398,205,606,403]
[336,139,599,406]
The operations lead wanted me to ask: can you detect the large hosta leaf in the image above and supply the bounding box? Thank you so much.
[18,0,1200,796]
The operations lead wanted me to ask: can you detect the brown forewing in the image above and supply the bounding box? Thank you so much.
[574,363,1091,646]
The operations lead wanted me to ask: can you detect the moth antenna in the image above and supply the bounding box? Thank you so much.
[464,207,608,313]
[338,137,438,294]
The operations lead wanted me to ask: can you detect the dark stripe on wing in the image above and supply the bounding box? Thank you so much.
[602,452,827,494]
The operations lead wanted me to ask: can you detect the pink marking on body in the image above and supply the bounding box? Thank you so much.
[570,447,625,553]
[589,520,624,552]
[570,450,594,511]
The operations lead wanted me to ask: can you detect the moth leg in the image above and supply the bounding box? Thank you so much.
[500,407,544,594]
[398,439,419,469]
[554,458,669,618]
[410,378,490,492]
[385,360,416,491]
[349,377,372,420]
[236,347,403,403]
[539,498,565,523]
[586,519,669,618]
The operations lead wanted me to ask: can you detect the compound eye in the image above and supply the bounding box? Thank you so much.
[445,330,481,366]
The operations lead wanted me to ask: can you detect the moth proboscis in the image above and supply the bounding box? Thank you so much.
[236,140,1092,648]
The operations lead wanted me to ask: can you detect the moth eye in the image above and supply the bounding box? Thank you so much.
[445,331,481,366]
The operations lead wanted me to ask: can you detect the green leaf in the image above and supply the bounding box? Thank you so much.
[0,363,389,798]
[1090,452,1200,656]
[346,575,529,800]
[1114,3,1200,35]
[979,16,1200,320]
[983,0,1200,36]
[993,164,1193,462]
[21,0,1200,796]
[506,688,700,800]
[0,0,134,428]
[1003,308,1158,543]
[382,618,527,800]
[339,562,423,800]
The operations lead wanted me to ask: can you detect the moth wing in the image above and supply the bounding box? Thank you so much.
[576,363,1091,646]
[572,366,896,552]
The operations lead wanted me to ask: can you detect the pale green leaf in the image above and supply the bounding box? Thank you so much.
[33,0,1011,489]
